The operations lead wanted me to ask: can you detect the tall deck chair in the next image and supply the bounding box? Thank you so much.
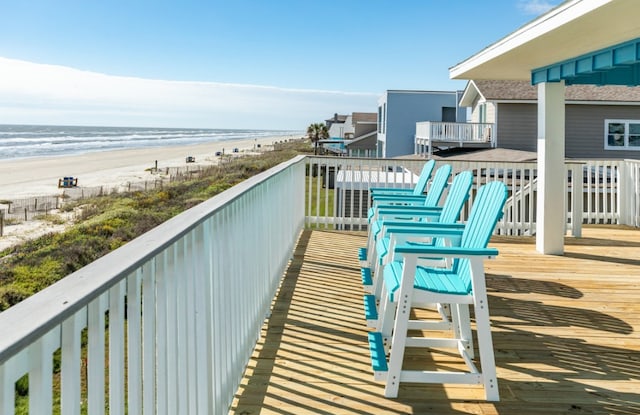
[368,181,507,400]
[361,164,451,267]
[368,159,435,198]
[362,171,473,304]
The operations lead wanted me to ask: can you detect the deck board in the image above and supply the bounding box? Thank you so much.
[230,226,640,414]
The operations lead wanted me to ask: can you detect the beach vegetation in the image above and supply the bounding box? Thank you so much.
[0,140,312,311]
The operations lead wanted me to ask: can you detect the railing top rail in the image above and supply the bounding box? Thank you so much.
[0,154,307,364]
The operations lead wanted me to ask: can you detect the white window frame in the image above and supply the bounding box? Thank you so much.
[604,119,640,150]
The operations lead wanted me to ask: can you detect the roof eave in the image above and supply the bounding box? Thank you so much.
[449,0,625,81]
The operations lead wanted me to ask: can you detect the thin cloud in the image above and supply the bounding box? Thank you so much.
[518,0,558,15]
[0,57,378,129]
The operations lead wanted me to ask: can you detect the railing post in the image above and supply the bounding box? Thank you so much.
[618,160,638,226]
[569,163,583,237]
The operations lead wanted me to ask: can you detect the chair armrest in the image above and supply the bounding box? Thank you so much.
[372,194,426,201]
[394,245,498,258]
[384,226,465,239]
[377,206,442,215]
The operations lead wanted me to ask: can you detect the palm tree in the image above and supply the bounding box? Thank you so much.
[307,122,329,155]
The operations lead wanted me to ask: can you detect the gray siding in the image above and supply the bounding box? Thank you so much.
[566,105,640,159]
[496,103,640,158]
[496,103,537,152]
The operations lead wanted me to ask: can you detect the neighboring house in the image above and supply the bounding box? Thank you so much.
[325,113,351,138]
[345,112,377,157]
[456,79,640,159]
[321,112,378,157]
[377,90,465,158]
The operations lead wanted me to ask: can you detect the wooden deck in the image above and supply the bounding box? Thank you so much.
[230,226,640,414]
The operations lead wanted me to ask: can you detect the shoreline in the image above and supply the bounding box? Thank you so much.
[0,135,299,200]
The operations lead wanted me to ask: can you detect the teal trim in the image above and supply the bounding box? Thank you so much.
[368,332,388,372]
[361,267,373,286]
[532,37,640,86]
[363,294,378,321]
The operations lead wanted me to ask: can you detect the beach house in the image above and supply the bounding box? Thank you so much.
[377,90,465,158]
[320,112,378,157]
[416,79,640,158]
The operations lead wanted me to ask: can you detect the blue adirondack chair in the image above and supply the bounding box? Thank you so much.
[368,181,507,401]
[361,171,474,314]
[361,164,452,267]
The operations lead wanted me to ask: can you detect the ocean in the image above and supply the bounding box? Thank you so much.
[0,124,301,161]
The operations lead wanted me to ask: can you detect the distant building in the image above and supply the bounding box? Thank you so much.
[325,113,350,138]
[377,90,465,158]
[345,112,377,157]
[321,112,378,157]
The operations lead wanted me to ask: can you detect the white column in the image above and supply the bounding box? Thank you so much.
[536,81,565,254]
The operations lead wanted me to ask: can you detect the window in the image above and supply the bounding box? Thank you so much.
[605,119,640,150]
[479,103,486,123]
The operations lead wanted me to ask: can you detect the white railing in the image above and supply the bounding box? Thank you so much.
[304,156,640,235]
[621,159,640,227]
[0,156,306,415]
[305,157,427,230]
[415,121,495,157]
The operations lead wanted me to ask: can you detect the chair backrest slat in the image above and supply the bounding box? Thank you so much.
[454,181,508,291]
[411,159,436,195]
[422,164,451,207]
[437,171,473,224]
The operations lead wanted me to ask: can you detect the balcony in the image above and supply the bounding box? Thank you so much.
[1,155,639,414]
[231,226,640,413]
[415,121,495,157]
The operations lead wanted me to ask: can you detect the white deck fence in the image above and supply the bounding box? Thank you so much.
[304,156,640,234]
[0,156,305,415]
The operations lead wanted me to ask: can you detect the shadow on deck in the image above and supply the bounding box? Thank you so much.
[231,226,640,414]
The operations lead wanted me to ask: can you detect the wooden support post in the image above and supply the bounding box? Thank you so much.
[536,81,566,255]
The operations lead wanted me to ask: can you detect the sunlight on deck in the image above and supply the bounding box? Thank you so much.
[230,226,640,414]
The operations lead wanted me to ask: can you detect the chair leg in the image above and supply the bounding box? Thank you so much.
[469,258,499,401]
[384,288,412,398]
[452,304,474,359]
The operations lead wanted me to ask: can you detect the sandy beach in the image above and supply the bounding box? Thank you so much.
[0,135,298,200]
[0,134,300,251]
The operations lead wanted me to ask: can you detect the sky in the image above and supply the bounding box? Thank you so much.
[0,0,561,130]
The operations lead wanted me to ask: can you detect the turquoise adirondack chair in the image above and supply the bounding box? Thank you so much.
[361,171,474,314]
[368,181,507,401]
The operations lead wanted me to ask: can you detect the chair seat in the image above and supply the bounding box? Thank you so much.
[383,261,470,302]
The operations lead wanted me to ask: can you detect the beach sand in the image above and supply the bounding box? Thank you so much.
[0,135,298,200]
[0,134,301,251]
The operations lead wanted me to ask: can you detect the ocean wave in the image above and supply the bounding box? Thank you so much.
[0,124,301,160]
